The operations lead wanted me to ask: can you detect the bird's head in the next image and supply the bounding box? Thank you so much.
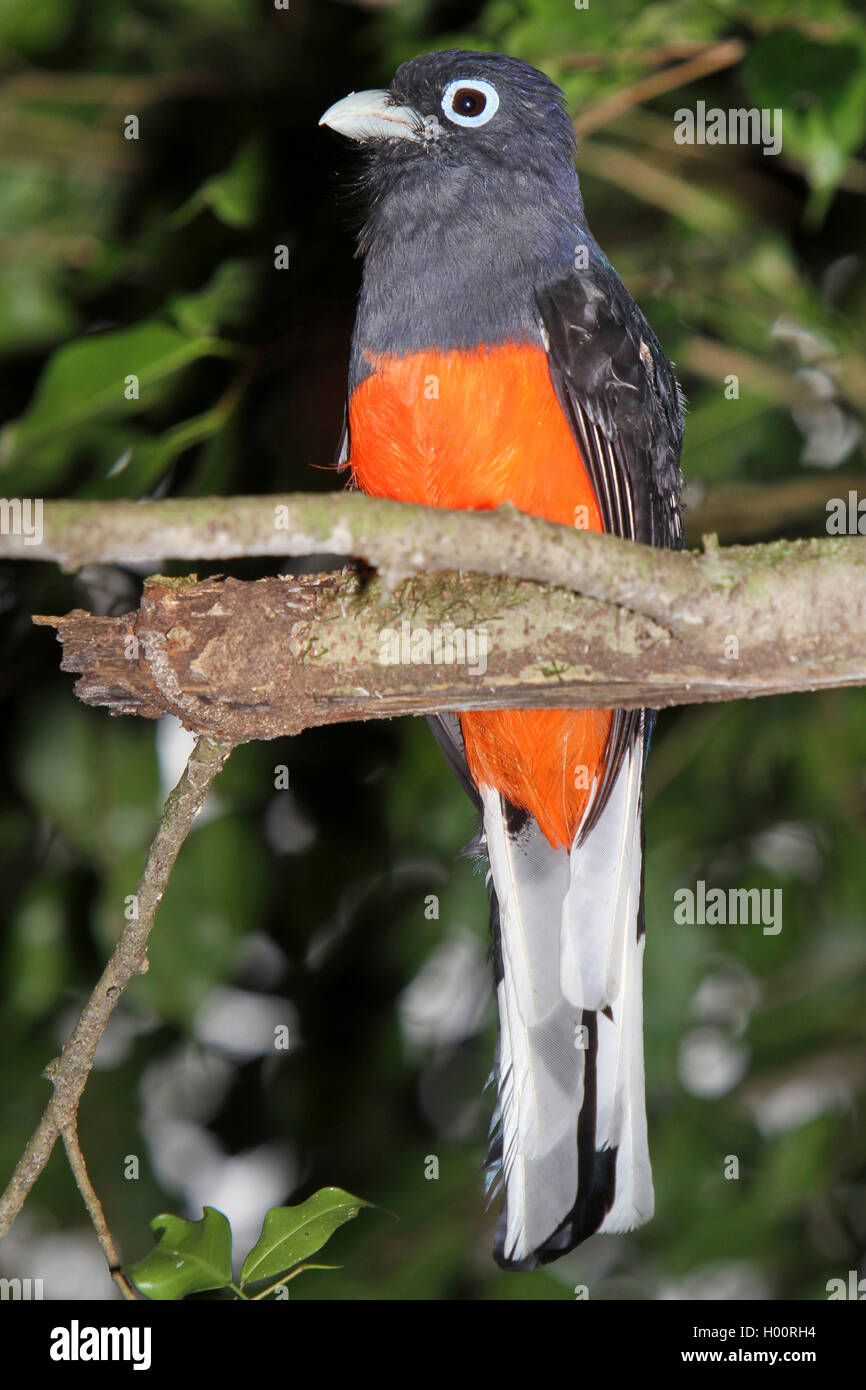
[320,51,582,254]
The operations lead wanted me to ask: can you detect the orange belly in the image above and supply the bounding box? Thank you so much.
[349,342,611,848]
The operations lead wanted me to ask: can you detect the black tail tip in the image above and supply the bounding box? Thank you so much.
[492,1146,618,1271]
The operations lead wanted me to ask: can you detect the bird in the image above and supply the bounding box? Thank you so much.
[320,50,684,1271]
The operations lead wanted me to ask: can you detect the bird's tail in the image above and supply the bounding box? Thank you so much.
[481,726,653,1270]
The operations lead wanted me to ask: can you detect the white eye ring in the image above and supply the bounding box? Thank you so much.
[441,78,500,128]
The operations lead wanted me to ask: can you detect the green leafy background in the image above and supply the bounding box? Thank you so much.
[1,0,865,1301]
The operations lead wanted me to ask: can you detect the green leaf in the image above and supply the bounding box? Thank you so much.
[0,267,77,355]
[0,0,72,54]
[126,1207,233,1301]
[74,394,244,500]
[744,32,866,223]
[16,696,160,869]
[240,1189,374,1286]
[168,260,258,337]
[3,878,71,1022]
[0,320,238,472]
[172,142,264,230]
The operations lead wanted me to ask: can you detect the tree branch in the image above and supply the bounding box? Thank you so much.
[3,493,862,730]
[60,1126,139,1301]
[29,534,866,741]
[1,488,860,615]
[9,492,685,613]
[0,477,850,579]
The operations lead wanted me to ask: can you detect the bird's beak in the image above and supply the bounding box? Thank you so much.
[319,88,424,143]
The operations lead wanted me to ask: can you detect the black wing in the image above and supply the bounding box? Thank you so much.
[335,405,350,472]
[536,249,684,551]
[535,248,685,839]
[427,711,482,811]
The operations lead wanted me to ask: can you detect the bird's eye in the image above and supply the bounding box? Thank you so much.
[454,88,485,116]
[441,78,500,128]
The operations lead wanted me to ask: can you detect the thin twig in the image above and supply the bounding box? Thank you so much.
[60,1127,140,1301]
[575,40,746,137]
[0,736,233,1277]
[250,1264,318,1299]
[559,41,727,71]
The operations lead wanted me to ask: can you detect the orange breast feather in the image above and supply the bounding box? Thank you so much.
[349,342,612,848]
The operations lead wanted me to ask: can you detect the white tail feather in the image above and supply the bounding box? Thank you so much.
[560,746,643,1011]
[482,738,653,1266]
[597,926,654,1231]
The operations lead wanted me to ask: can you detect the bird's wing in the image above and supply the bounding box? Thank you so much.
[536,246,684,552]
[535,248,685,841]
[336,407,351,471]
[427,711,482,812]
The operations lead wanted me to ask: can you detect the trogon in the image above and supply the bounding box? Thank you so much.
[320,51,684,1270]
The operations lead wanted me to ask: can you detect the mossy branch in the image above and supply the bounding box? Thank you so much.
[3,493,861,736]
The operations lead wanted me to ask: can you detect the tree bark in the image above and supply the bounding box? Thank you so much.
[31,519,866,741]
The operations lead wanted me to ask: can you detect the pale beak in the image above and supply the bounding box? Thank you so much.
[319,88,424,143]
